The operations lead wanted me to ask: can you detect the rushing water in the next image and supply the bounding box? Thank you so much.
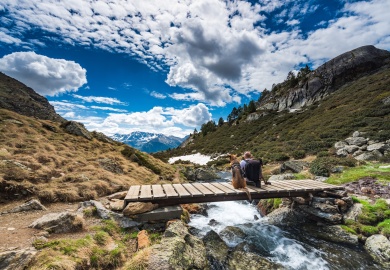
[188,173,381,270]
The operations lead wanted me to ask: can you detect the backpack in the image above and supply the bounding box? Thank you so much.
[243,159,261,183]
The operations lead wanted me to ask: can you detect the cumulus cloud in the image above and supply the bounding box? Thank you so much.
[0,51,87,96]
[1,0,389,104]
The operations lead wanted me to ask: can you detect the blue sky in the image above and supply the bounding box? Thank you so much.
[0,0,389,138]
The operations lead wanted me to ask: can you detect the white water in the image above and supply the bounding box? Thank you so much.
[189,200,330,270]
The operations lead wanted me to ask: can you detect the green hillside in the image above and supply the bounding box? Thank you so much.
[155,66,390,163]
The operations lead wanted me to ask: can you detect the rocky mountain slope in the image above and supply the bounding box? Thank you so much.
[0,75,184,203]
[158,45,390,162]
[0,72,64,122]
[111,132,186,153]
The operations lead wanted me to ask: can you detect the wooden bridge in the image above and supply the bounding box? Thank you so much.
[124,180,344,206]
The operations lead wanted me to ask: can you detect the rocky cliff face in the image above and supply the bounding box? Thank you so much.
[259,45,390,111]
[0,72,64,122]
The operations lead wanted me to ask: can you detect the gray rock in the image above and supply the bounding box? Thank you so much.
[266,207,309,226]
[29,212,85,233]
[331,166,344,173]
[61,121,92,140]
[148,220,210,270]
[311,202,340,214]
[345,145,359,154]
[0,248,37,270]
[280,160,309,173]
[78,200,140,228]
[355,152,377,161]
[367,143,388,152]
[334,141,347,149]
[352,150,364,157]
[6,199,46,214]
[343,203,363,222]
[268,173,295,181]
[98,158,124,174]
[220,226,246,244]
[336,148,348,157]
[299,205,343,224]
[228,244,284,270]
[183,167,220,181]
[314,176,328,182]
[307,225,359,246]
[203,230,229,268]
[365,234,390,268]
[345,137,367,146]
[383,96,390,105]
[352,131,361,137]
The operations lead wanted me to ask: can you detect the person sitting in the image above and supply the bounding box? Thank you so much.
[240,151,269,187]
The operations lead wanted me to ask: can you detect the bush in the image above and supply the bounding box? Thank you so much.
[309,156,356,176]
[292,150,306,159]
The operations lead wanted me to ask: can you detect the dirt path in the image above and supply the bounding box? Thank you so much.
[0,200,102,252]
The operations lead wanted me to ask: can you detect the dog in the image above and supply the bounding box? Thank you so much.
[230,154,251,201]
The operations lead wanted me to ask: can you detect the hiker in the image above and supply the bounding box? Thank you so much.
[240,151,268,187]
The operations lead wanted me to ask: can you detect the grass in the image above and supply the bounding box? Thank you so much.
[342,197,390,238]
[0,108,184,202]
[30,219,138,269]
[326,163,390,185]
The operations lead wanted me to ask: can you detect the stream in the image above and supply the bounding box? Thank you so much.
[188,173,381,270]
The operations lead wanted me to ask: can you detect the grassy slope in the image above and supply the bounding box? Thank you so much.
[0,109,184,202]
[157,66,390,162]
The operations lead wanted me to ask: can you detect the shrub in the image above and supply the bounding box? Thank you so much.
[292,150,306,159]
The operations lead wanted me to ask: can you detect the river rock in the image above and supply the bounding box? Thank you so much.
[182,167,220,181]
[29,212,85,233]
[5,199,46,214]
[148,220,209,270]
[123,202,158,216]
[220,226,247,244]
[0,248,37,270]
[228,243,284,270]
[299,205,343,224]
[315,225,359,246]
[365,234,390,268]
[266,207,309,226]
[203,230,229,268]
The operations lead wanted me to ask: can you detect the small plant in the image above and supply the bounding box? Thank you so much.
[360,225,379,236]
[291,150,306,159]
[94,231,110,245]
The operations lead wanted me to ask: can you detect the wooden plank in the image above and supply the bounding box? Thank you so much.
[201,183,225,195]
[162,184,179,198]
[272,181,309,191]
[140,185,152,199]
[182,183,203,196]
[125,185,141,200]
[261,182,287,192]
[151,185,166,198]
[211,183,239,194]
[192,183,215,195]
[219,182,246,193]
[173,184,191,197]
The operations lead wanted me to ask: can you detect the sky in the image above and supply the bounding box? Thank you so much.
[0,0,389,138]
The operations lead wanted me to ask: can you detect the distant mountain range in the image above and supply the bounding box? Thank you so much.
[111,131,188,153]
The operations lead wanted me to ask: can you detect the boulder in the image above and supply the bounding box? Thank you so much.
[345,145,359,154]
[109,199,124,211]
[0,248,37,270]
[267,207,309,226]
[228,243,284,270]
[299,205,343,224]
[202,230,229,268]
[367,143,388,152]
[148,220,209,270]
[365,234,390,268]
[344,137,367,146]
[29,212,85,233]
[123,202,158,216]
[334,141,347,149]
[5,199,46,214]
[220,226,246,244]
[354,152,376,161]
[98,158,124,174]
[315,225,359,246]
[183,167,220,181]
[61,121,92,140]
[336,148,348,157]
[343,203,363,221]
[106,191,128,200]
[280,161,309,173]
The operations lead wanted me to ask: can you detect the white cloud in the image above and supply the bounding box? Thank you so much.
[49,101,88,111]
[150,91,166,99]
[90,106,127,113]
[1,0,389,104]
[72,95,125,105]
[0,51,87,96]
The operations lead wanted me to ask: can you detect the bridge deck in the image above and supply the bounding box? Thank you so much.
[124,180,344,206]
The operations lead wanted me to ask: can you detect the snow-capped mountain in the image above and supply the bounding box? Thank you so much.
[110,131,187,153]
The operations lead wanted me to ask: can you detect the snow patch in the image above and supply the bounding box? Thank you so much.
[168,153,212,165]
